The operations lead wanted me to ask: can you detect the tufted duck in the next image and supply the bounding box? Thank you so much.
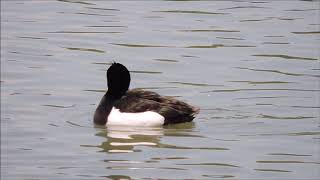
[94,63,199,126]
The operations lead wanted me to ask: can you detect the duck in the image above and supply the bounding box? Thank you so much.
[94,62,199,126]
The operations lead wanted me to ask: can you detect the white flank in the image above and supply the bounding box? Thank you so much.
[107,107,165,126]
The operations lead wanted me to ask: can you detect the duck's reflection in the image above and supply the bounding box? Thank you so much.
[95,123,196,153]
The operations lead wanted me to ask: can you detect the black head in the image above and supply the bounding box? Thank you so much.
[107,62,131,98]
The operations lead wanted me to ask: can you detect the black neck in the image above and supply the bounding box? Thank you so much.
[93,92,118,125]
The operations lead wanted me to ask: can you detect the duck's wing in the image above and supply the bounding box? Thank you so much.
[114,89,199,124]
[123,88,162,101]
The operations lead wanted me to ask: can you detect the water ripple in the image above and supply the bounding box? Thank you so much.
[204,88,320,93]
[167,81,223,87]
[66,121,85,127]
[181,55,199,58]
[64,47,105,53]
[46,31,122,34]
[268,153,312,157]
[57,0,95,5]
[288,132,320,136]
[253,54,318,61]
[17,36,47,40]
[157,144,229,151]
[260,114,315,120]
[177,163,240,168]
[262,42,290,45]
[219,6,268,10]
[240,18,272,22]
[216,37,245,40]
[130,70,162,74]
[92,62,113,65]
[83,89,106,93]
[85,7,120,11]
[235,67,320,77]
[186,44,255,48]
[278,17,303,21]
[102,175,132,180]
[203,174,235,178]
[254,169,291,173]
[180,29,240,33]
[153,59,179,63]
[155,10,228,15]
[151,157,188,160]
[111,43,171,48]
[256,160,320,164]
[264,35,285,38]
[240,131,320,137]
[75,12,114,16]
[291,106,320,109]
[229,80,294,84]
[292,31,320,34]
[85,25,127,28]
[285,8,319,12]
[42,104,76,108]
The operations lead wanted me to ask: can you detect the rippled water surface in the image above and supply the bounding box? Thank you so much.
[1,0,320,179]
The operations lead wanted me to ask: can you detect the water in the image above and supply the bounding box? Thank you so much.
[1,0,320,179]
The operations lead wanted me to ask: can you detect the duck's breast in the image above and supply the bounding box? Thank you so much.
[107,107,165,126]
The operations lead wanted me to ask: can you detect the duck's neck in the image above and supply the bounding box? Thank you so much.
[94,91,118,125]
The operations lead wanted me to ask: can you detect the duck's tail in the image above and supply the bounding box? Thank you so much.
[191,106,200,117]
